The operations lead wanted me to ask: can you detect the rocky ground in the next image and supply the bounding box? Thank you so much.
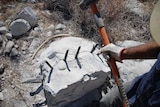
[0,0,158,107]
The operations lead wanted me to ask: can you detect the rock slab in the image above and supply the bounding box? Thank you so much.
[9,19,31,37]
[17,6,38,27]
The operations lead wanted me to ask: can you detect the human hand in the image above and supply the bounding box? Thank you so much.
[98,43,125,62]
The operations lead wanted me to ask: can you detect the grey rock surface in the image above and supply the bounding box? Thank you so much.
[28,37,40,53]
[44,72,109,107]
[18,6,38,27]
[0,92,4,101]
[55,23,66,30]
[9,19,31,37]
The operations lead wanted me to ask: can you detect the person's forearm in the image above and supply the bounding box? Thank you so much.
[121,41,160,59]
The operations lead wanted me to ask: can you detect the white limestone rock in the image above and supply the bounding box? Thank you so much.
[38,37,110,107]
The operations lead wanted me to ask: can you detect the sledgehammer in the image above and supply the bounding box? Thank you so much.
[79,0,130,107]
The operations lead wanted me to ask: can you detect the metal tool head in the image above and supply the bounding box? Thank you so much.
[79,0,98,10]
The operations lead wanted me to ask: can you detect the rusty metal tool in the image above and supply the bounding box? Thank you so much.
[79,0,130,107]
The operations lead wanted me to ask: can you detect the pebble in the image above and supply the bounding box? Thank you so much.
[29,30,39,37]
[0,92,4,101]
[0,21,4,27]
[11,85,15,89]
[0,26,7,34]
[1,77,5,81]
[47,31,52,37]
[55,23,66,30]
[6,33,12,40]
[28,37,40,53]
[47,24,55,31]
[34,27,42,32]
[14,44,19,49]
[0,49,3,56]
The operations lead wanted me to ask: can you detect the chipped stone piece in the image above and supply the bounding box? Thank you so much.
[10,48,18,57]
[29,30,39,37]
[4,41,14,55]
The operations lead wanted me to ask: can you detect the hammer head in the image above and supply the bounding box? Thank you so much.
[79,0,98,10]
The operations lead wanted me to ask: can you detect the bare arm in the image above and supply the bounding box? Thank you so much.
[121,41,160,59]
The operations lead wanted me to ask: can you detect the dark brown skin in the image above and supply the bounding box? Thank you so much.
[122,41,160,59]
